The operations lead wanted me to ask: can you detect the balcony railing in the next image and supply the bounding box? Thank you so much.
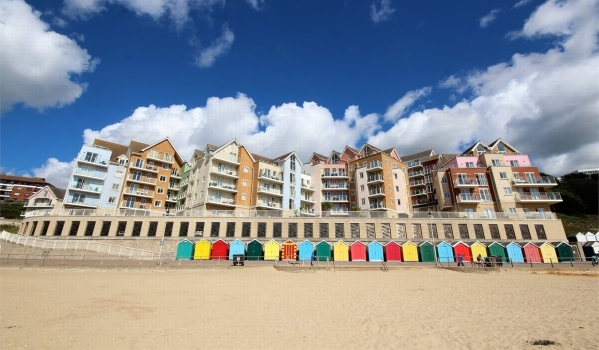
[456,193,482,203]
[411,190,426,196]
[410,180,425,186]
[366,162,383,171]
[367,175,384,183]
[407,160,421,168]
[512,176,558,187]
[165,197,177,202]
[74,168,107,179]
[301,197,314,203]
[77,153,109,167]
[120,200,149,210]
[213,154,239,164]
[368,189,385,197]
[146,152,174,164]
[168,183,179,190]
[65,198,99,207]
[257,187,282,196]
[324,184,347,189]
[515,192,562,202]
[130,164,159,173]
[370,202,386,210]
[301,182,314,189]
[211,167,238,177]
[454,178,487,187]
[257,201,282,209]
[324,196,348,202]
[69,183,103,193]
[409,171,424,178]
[209,182,238,192]
[258,173,283,182]
[24,201,54,208]
[127,175,157,185]
[170,170,181,178]
[124,188,154,197]
[322,172,348,178]
[207,196,236,206]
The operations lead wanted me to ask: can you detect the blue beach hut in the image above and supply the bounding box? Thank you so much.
[298,240,315,261]
[176,239,194,260]
[506,242,524,263]
[436,241,454,263]
[228,239,246,260]
[367,241,384,261]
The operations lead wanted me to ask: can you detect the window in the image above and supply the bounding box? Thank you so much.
[17,186,22,190]
[466,162,474,168]
[442,176,447,184]
[394,173,397,179]
[349,166,354,171]
[509,208,517,215]
[73,193,86,203]
[241,194,246,200]
[108,197,116,204]
[360,185,364,191]
[359,172,364,178]
[510,160,519,166]
[397,199,401,205]
[14,192,19,196]
[351,190,355,195]
[157,188,164,194]
[444,192,450,198]
[154,200,162,207]
[243,180,248,186]
[159,175,166,182]
[499,172,507,179]
[162,163,169,170]
[492,159,501,166]
[244,166,249,173]
[361,198,365,205]
[135,159,144,168]
[503,187,512,195]
[111,183,119,190]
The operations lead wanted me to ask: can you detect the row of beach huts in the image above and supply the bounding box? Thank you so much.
[572,232,599,259]
[175,239,578,264]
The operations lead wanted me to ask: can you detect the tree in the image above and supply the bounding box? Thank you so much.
[351,206,361,211]
[321,201,332,211]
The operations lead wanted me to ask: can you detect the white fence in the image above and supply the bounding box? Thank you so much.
[0,231,157,260]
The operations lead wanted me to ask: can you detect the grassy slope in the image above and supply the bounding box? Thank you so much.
[557,213,599,236]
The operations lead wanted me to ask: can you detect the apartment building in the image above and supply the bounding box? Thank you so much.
[435,139,561,217]
[22,185,66,215]
[306,148,354,215]
[0,174,50,202]
[401,150,448,212]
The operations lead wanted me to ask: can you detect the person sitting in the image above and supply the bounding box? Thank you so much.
[476,254,483,267]
[592,255,598,267]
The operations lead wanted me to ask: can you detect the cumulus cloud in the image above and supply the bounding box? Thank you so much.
[370,0,395,23]
[384,87,431,122]
[369,0,599,175]
[32,158,76,189]
[0,0,98,112]
[194,25,235,68]
[480,8,501,28]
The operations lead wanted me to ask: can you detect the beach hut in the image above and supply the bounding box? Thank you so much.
[519,242,541,263]
[436,241,454,263]
[452,241,471,262]
[211,239,229,260]
[298,240,314,261]
[246,240,263,261]
[228,239,246,260]
[176,239,194,260]
[487,242,507,262]
[316,241,332,261]
[333,241,349,261]
[281,240,297,260]
[538,242,558,264]
[553,242,575,262]
[470,242,487,262]
[194,239,211,260]
[582,242,599,259]
[384,241,402,262]
[419,241,435,262]
[505,242,524,263]
[367,241,384,261]
[264,240,280,261]
[402,241,419,262]
[575,232,587,243]
[350,241,367,261]
[585,232,597,242]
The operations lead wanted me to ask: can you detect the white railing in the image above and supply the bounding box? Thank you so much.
[0,232,156,260]
[127,175,157,185]
[515,192,562,202]
[211,167,238,177]
[512,176,557,186]
[21,208,559,221]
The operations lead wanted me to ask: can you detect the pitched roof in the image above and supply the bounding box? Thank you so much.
[51,186,67,200]
[251,153,275,163]
[487,138,520,153]
[193,149,205,158]
[93,139,129,163]
[401,149,435,162]
[0,174,49,185]
[273,151,294,161]
[129,140,150,154]
[461,141,489,155]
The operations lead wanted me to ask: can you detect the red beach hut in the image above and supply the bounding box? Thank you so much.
[452,241,471,262]
[281,240,297,260]
[350,241,367,261]
[519,242,541,263]
[210,239,229,260]
[384,241,402,261]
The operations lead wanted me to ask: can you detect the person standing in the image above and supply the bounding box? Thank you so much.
[592,254,598,267]
[311,251,316,266]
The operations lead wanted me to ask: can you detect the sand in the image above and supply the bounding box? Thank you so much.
[0,266,597,350]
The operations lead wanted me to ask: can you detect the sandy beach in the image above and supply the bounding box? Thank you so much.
[0,266,597,350]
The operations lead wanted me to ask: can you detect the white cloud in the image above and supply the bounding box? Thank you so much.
[0,0,98,112]
[369,0,599,176]
[370,0,395,23]
[384,87,431,122]
[246,0,265,11]
[32,158,76,189]
[480,8,501,28]
[195,25,234,68]
[513,0,533,8]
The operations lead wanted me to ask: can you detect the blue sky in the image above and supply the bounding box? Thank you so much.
[1,0,598,188]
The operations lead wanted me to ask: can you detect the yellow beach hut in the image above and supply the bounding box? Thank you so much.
[333,241,349,261]
[538,242,558,264]
[264,240,280,261]
[401,241,419,262]
[469,241,488,261]
[194,239,211,260]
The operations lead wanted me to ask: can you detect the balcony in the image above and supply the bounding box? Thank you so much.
[301,182,315,190]
[130,164,159,173]
[257,186,283,197]
[120,200,149,210]
[410,180,425,187]
[256,201,282,209]
[24,200,54,208]
[407,160,422,168]
[69,183,103,194]
[179,179,189,188]
[165,196,177,203]
[323,183,347,189]
[168,183,179,190]
[124,188,154,198]
[367,174,384,184]
[366,161,383,172]
[329,209,349,215]
[213,154,240,165]
[368,189,385,197]
[146,152,174,164]
[409,170,424,178]
[370,202,386,210]
[324,196,348,202]
[456,193,483,203]
[211,167,238,178]
[209,181,238,193]
[454,178,487,188]
[412,199,429,206]
[322,172,348,178]
[301,197,314,203]
[207,196,236,207]
[512,176,558,188]
[65,198,99,208]
[127,175,157,185]
[515,192,562,203]
[411,190,427,197]
[74,168,107,180]
[170,170,181,179]
[77,153,109,167]
[258,173,283,183]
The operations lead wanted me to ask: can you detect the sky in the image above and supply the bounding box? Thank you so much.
[1,0,598,189]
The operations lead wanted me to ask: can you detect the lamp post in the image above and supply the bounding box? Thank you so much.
[428,210,438,268]
[157,208,170,265]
